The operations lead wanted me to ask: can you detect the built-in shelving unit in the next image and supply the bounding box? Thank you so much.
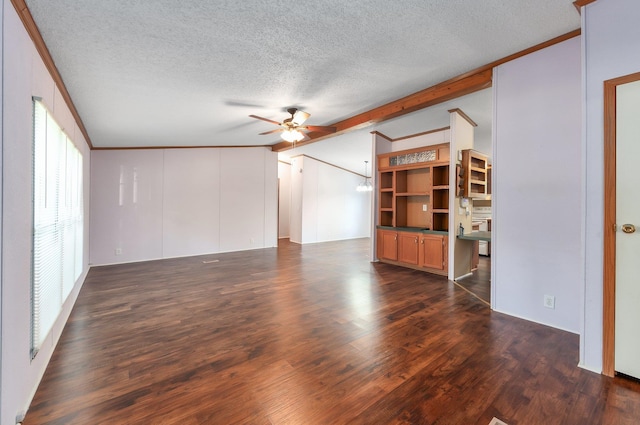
[377,144,450,231]
[376,144,451,276]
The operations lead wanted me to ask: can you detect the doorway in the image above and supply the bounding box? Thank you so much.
[603,71,640,378]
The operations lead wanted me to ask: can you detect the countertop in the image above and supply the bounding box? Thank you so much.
[457,231,491,241]
[376,226,448,236]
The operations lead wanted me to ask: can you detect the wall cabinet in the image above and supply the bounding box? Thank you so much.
[460,149,488,198]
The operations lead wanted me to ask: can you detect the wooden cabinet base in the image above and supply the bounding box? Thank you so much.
[377,228,448,277]
[377,258,448,277]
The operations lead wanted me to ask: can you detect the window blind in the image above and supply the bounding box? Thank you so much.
[31,99,84,358]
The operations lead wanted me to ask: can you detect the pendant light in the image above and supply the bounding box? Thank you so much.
[356,160,373,192]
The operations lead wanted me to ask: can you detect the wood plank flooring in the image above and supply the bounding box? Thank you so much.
[23,239,640,425]
[455,256,491,304]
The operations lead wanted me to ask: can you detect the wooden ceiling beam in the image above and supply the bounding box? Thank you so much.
[271,28,581,153]
[271,69,492,152]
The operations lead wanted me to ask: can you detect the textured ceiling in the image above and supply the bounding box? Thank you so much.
[24,0,579,171]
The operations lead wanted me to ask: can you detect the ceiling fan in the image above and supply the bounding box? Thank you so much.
[249,108,337,143]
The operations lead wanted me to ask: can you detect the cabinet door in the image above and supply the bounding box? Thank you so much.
[398,233,419,265]
[420,235,445,270]
[379,230,398,261]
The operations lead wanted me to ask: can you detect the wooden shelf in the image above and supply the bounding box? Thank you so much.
[432,212,449,231]
[379,172,394,192]
[380,191,393,209]
[432,188,449,210]
[396,168,430,194]
[396,192,430,196]
[432,164,450,186]
[380,211,394,227]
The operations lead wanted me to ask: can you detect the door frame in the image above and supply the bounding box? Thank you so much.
[602,71,640,377]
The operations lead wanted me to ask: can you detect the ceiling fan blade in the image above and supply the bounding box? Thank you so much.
[249,115,281,125]
[305,125,337,133]
[292,110,310,126]
[259,128,283,135]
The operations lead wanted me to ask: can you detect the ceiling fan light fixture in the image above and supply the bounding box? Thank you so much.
[250,108,336,141]
[281,129,304,143]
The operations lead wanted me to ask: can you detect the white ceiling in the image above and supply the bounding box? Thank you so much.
[24,0,580,172]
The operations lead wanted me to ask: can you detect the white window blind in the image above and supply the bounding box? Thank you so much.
[32,99,84,358]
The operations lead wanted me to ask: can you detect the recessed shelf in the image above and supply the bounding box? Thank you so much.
[379,171,393,190]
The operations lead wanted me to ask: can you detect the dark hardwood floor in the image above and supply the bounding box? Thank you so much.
[455,256,491,304]
[23,239,640,425]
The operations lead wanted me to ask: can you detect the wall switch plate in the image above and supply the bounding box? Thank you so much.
[544,294,555,309]
[115,248,122,255]
[422,204,427,212]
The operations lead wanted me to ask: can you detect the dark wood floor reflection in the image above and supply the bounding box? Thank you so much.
[455,256,491,304]
[24,239,640,424]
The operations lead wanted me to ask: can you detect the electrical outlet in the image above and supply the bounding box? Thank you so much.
[115,248,122,255]
[422,204,427,212]
[250,238,254,244]
[544,294,555,309]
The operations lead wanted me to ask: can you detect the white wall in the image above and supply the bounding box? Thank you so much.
[289,157,303,243]
[278,161,291,238]
[493,36,582,334]
[90,150,164,263]
[163,149,220,257]
[289,155,371,244]
[1,3,92,423]
[449,111,474,280]
[219,148,278,252]
[581,0,640,372]
[0,0,4,416]
[90,147,278,265]
[389,129,450,152]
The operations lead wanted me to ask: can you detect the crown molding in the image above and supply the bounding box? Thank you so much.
[372,126,451,143]
[574,0,598,12]
[11,0,94,148]
[448,109,478,127]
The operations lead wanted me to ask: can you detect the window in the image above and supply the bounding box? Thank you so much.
[31,99,83,358]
